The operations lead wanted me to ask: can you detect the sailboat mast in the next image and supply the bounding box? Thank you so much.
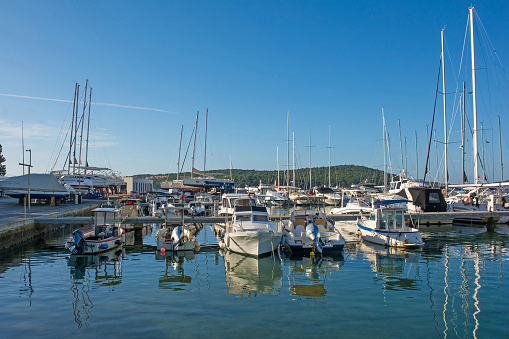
[292,132,295,187]
[470,6,479,184]
[499,116,503,182]
[277,146,280,187]
[85,87,92,172]
[177,125,183,181]
[286,111,290,187]
[461,82,466,184]
[415,131,419,180]
[78,80,88,175]
[441,28,448,195]
[398,119,404,174]
[191,111,199,179]
[203,108,208,178]
[308,126,312,190]
[72,83,80,175]
[328,124,331,187]
[382,107,387,193]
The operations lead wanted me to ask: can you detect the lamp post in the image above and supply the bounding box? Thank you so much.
[26,149,31,212]
[19,149,33,213]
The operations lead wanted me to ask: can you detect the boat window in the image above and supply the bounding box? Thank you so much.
[395,211,403,229]
[369,213,376,221]
[386,210,395,229]
[428,192,440,204]
[253,215,268,222]
[379,210,387,229]
[105,212,115,225]
[236,215,250,222]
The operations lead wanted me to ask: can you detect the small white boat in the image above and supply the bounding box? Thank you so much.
[65,208,125,254]
[357,200,424,249]
[155,223,203,251]
[220,199,282,257]
[282,209,345,255]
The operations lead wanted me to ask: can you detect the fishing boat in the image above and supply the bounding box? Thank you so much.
[65,207,125,254]
[282,209,345,255]
[219,198,282,257]
[357,200,424,249]
[155,223,203,252]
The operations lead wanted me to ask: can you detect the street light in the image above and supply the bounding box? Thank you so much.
[26,149,31,212]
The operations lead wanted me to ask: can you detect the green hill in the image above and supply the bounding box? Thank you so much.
[139,164,388,189]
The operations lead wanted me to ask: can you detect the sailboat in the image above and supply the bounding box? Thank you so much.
[52,81,124,196]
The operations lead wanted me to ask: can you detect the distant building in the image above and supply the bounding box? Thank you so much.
[123,177,153,194]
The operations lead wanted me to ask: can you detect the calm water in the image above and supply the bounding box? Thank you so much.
[1,217,508,338]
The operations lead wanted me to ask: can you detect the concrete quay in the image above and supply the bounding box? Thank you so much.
[0,196,101,250]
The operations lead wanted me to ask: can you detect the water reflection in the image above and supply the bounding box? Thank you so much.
[283,254,344,299]
[221,250,283,297]
[358,242,421,291]
[156,250,194,290]
[67,249,123,328]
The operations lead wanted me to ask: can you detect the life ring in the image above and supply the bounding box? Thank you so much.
[462,196,471,205]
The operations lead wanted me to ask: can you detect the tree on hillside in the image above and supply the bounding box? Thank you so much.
[0,144,6,176]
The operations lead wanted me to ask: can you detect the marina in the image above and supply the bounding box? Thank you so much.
[0,202,508,337]
[1,2,509,338]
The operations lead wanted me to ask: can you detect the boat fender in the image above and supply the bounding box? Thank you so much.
[462,196,471,205]
[100,244,109,249]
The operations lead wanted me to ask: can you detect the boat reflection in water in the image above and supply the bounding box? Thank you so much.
[67,249,123,328]
[358,242,421,291]
[284,254,344,299]
[156,250,195,290]
[221,250,283,297]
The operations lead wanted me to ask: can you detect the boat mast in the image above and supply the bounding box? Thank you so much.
[398,119,404,176]
[176,125,183,181]
[499,116,503,182]
[203,108,208,178]
[277,146,280,187]
[415,130,418,180]
[286,111,290,187]
[441,28,448,195]
[72,83,80,175]
[461,82,466,184]
[328,124,331,187]
[85,86,92,172]
[308,126,312,190]
[292,132,295,187]
[470,6,479,184]
[78,80,88,176]
[382,107,387,193]
[191,111,199,179]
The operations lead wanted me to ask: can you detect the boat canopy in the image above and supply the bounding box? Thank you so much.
[398,187,447,212]
[0,174,68,193]
[373,199,410,207]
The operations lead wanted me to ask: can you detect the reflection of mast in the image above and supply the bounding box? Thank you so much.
[473,253,481,338]
[442,245,449,337]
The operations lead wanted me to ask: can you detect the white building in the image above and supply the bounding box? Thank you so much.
[123,177,153,194]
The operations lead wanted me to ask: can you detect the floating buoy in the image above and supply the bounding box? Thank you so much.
[160,248,166,255]
[310,251,315,258]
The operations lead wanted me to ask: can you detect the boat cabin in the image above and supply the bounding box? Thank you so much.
[369,207,405,231]
[92,208,121,238]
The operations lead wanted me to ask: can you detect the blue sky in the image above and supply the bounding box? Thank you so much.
[1,1,508,185]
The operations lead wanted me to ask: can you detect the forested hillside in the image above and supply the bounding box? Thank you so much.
[141,164,387,189]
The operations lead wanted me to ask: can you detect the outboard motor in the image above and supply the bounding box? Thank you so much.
[170,226,184,251]
[69,229,86,254]
[305,223,323,254]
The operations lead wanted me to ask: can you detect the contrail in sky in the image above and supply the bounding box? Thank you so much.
[0,93,173,113]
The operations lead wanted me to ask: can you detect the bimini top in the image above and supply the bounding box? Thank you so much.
[373,199,410,207]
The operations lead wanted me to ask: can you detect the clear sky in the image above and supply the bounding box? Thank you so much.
[1,1,508,185]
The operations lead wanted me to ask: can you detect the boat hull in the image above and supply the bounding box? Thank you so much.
[65,229,124,254]
[224,231,282,257]
[357,222,424,248]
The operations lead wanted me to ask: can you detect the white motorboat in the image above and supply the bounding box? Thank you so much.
[155,223,203,252]
[218,193,252,216]
[219,199,282,257]
[282,209,345,255]
[357,200,424,249]
[329,189,374,215]
[65,208,125,254]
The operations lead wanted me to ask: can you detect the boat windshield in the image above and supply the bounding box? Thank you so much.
[253,215,268,222]
[379,209,404,229]
[95,212,116,226]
